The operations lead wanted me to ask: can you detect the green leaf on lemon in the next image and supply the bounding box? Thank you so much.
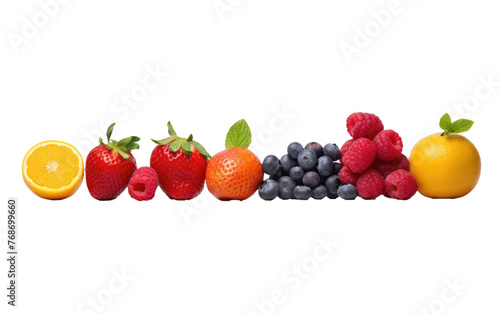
[449,119,474,134]
[440,113,474,136]
[225,119,252,149]
[439,113,452,131]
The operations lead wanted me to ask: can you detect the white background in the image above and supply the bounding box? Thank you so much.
[1,0,500,313]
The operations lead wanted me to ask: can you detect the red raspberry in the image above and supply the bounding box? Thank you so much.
[373,154,410,177]
[339,166,359,185]
[340,139,354,165]
[356,169,385,199]
[373,129,403,161]
[342,138,376,173]
[128,167,159,201]
[346,112,384,140]
[385,170,418,200]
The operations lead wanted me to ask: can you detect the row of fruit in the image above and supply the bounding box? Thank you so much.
[21,112,481,201]
[22,119,263,201]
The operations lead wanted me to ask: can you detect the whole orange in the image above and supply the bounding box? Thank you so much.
[206,147,263,200]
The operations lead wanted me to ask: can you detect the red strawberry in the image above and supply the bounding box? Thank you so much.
[150,122,210,200]
[85,123,140,200]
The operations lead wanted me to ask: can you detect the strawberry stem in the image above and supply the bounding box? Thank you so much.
[151,122,211,159]
[100,123,140,159]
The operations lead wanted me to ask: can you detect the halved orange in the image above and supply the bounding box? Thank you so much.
[22,140,84,200]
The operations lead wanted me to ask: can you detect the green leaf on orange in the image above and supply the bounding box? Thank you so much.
[225,119,252,149]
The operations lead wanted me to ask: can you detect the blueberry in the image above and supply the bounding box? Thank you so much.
[297,149,318,171]
[305,142,324,157]
[317,155,334,177]
[319,175,327,185]
[294,185,312,200]
[325,174,342,194]
[287,142,303,159]
[333,162,342,175]
[311,185,328,199]
[258,179,279,200]
[327,191,338,199]
[280,154,298,175]
[289,166,305,184]
[337,184,358,200]
[269,170,283,181]
[277,176,297,200]
[302,171,320,188]
[323,143,341,161]
[262,155,280,176]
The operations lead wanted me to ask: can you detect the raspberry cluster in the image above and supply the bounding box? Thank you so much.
[340,112,418,200]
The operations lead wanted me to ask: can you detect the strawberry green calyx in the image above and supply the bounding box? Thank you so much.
[99,123,140,159]
[439,113,474,136]
[151,121,211,159]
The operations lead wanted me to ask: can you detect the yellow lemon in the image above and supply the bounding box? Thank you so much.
[409,133,480,198]
[22,140,84,200]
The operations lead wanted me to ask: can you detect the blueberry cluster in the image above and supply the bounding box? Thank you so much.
[259,142,358,200]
